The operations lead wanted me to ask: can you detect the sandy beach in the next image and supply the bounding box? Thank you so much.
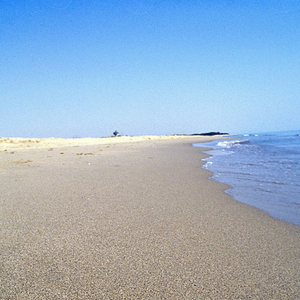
[1,136,299,299]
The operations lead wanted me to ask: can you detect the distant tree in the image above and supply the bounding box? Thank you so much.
[113,130,119,137]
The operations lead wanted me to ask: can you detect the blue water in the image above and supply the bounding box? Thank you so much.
[194,130,300,227]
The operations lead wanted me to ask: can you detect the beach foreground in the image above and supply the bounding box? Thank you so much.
[1,136,299,299]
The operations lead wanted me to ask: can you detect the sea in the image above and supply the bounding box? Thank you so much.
[193,130,300,227]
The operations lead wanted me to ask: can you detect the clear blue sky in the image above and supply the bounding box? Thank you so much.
[1,0,300,137]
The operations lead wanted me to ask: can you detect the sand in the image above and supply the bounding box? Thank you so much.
[1,136,299,299]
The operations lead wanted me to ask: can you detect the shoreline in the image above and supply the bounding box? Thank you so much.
[194,135,300,228]
[1,136,299,298]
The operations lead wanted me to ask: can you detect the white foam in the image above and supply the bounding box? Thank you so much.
[216,140,247,148]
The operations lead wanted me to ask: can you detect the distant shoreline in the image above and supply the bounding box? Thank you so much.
[0,134,228,151]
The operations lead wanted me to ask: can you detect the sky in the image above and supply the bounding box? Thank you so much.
[1,0,300,138]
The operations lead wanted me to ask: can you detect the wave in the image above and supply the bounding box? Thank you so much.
[216,140,249,148]
[243,134,259,137]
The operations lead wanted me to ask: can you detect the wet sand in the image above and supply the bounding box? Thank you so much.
[1,136,299,299]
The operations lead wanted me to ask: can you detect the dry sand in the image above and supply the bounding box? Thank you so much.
[0,136,299,299]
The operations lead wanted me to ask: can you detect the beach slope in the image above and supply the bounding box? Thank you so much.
[1,136,299,299]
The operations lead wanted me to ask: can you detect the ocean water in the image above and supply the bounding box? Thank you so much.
[194,130,300,227]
